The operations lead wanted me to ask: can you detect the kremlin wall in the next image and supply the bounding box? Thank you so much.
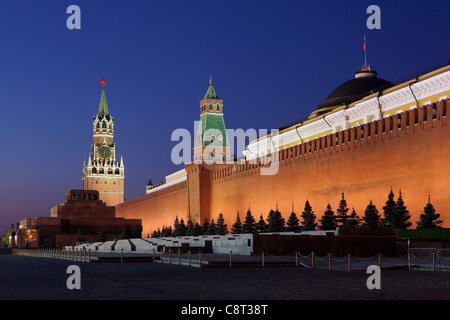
[116,63,450,237]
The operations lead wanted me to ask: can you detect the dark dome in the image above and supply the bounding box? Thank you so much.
[310,70,393,118]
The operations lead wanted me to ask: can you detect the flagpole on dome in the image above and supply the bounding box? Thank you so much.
[363,33,370,72]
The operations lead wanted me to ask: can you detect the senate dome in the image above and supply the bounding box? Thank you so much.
[309,69,394,119]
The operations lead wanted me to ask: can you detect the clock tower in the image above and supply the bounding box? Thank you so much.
[82,79,125,206]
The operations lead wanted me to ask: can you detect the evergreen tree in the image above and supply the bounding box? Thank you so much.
[300,200,317,231]
[417,197,443,229]
[286,209,301,232]
[97,229,106,242]
[231,212,243,234]
[319,204,337,230]
[216,213,228,235]
[164,225,173,237]
[381,188,396,227]
[1,228,14,248]
[119,226,131,239]
[74,228,85,243]
[362,201,381,228]
[390,190,412,229]
[173,216,180,234]
[336,193,349,227]
[206,219,218,235]
[266,209,275,231]
[193,222,203,236]
[242,209,257,234]
[173,218,187,237]
[255,214,267,233]
[186,219,194,236]
[268,208,285,232]
[345,208,362,228]
[201,218,210,235]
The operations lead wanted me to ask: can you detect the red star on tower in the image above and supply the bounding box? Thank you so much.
[100,78,106,86]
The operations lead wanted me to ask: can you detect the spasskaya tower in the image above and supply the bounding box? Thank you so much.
[82,78,125,206]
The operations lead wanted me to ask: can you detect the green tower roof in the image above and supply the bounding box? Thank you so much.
[98,86,109,119]
[204,76,219,99]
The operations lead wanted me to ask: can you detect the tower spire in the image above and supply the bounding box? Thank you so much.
[204,76,219,99]
[98,78,109,118]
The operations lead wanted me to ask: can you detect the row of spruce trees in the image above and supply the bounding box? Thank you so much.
[150,189,444,238]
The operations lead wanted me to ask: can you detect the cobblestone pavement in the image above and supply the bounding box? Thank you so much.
[0,254,449,300]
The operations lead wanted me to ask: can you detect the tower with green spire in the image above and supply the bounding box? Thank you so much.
[82,78,125,206]
[145,176,154,193]
[193,76,231,164]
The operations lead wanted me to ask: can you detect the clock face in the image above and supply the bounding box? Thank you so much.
[98,145,112,159]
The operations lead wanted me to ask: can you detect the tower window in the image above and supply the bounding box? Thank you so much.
[105,180,107,184]
[209,104,212,111]
[210,135,215,143]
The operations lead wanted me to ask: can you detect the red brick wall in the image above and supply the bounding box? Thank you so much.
[211,101,450,229]
[117,101,450,234]
[116,180,188,237]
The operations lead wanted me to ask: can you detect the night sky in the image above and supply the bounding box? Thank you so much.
[1,0,449,233]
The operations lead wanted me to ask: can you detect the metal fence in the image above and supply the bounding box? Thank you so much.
[408,248,450,271]
[11,247,450,271]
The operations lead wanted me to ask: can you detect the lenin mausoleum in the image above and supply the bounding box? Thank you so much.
[115,61,450,237]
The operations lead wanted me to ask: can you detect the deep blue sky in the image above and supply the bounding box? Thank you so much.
[1,0,449,233]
